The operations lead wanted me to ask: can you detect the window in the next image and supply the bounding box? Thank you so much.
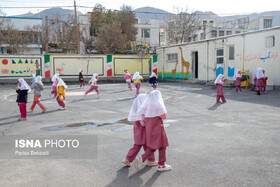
[167,53,178,61]
[264,19,273,29]
[216,49,224,64]
[229,46,235,60]
[266,36,275,47]
[219,31,224,37]
[235,31,241,34]
[226,31,232,35]
[141,29,150,38]
[211,30,217,38]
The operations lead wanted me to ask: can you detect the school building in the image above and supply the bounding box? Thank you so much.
[156,26,280,89]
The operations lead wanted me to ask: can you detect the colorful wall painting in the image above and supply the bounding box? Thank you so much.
[0,57,42,77]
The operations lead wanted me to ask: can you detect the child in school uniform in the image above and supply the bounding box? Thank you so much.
[133,90,172,172]
[30,76,47,113]
[84,74,101,97]
[148,72,158,90]
[79,69,85,88]
[51,73,59,98]
[16,78,31,121]
[30,74,36,84]
[215,74,226,103]
[132,72,143,96]
[124,70,132,91]
[262,70,268,93]
[122,94,158,167]
[56,78,67,110]
[251,71,257,91]
[234,69,242,92]
[255,67,265,95]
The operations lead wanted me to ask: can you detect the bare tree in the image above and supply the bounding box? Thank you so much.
[95,23,126,54]
[167,8,200,44]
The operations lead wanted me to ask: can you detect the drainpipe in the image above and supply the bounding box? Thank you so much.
[206,41,209,82]
[162,47,165,80]
[242,34,245,71]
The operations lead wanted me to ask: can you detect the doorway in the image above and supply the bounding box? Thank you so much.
[192,51,198,78]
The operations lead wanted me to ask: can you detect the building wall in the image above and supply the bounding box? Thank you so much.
[135,19,160,47]
[157,27,280,86]
[0,54,155,80]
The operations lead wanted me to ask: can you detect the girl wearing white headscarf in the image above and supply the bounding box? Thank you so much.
[148,72,158,89]
[56,78,67,109]
[132,72,143,96]
[255,67,265,95]
[16,78,31,121]
[30,74,36,84]
[30,76,47,113]
[124,70,132,91]
[251,68,258,91]
[214,74,226,103]
[51,73,59,98]
[78,68,85,88]
[133,90,172,172]
[262,70,268,93]
[122,94,158,167]
[234,69,242,92]
[84,74,101,97]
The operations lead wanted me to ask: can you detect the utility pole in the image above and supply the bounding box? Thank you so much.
[45,16,49,54]
[74,0,80,54]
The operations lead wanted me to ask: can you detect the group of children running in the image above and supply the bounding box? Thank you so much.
[16,73,67,121]
[215,67,268,104]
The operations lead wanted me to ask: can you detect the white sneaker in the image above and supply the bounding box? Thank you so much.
[157,164,172,172]
[133,156,145,170]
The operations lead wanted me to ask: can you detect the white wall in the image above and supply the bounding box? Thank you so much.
[157,27,280,86]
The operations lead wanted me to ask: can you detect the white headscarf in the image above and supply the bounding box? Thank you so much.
[137,90,167,118]
[128,94,147,122]
[18,78,31,91]
[214,74,224,84]
[150,72,157,78]
[79,69,83,73]
[255,67,265,79]
[56,78,67,88]
[234,69,241,78]
[132,72,143,80]
[52,73,59,82]
[35,76,42,84]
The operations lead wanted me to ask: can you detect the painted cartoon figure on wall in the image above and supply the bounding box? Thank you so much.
[178,47,190,79]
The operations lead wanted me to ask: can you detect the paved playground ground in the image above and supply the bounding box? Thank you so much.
[0,82,279,187]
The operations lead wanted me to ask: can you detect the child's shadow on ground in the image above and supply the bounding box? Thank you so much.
[208,103,222,110]
[106,166,155,187]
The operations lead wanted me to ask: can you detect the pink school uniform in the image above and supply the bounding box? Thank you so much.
[122,94,157,167]
[255,67,265,95]
[124,70,132,91]
[134,90,172,172]
[234,69,242,92]
[262,70,268,93]
[84,74,101,97]
[132,72,143,96]
[51,73,59,98]
[215,74,226,103]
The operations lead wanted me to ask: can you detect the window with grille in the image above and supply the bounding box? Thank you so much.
[264,19,273,29]
[167,53,178,62]
[216,49,224,64]
[266,36,275,47]
[141,29,150,38]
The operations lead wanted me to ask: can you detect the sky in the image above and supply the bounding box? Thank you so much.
[1,0,280,16]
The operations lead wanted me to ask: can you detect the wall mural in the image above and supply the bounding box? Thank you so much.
[179,47,191,79]
[0,57,42,77]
